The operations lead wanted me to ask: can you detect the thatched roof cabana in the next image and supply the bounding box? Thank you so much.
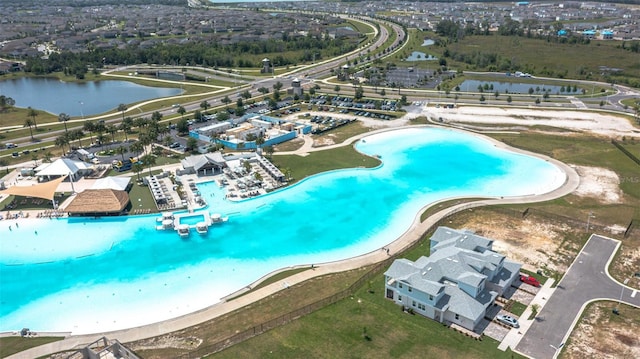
[64,189,130,216]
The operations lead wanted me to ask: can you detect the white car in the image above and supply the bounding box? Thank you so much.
[496,314,519,328]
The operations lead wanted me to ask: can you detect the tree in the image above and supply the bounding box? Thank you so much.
[186,137,198,153]
[55,134,70,155]
[27,107,39,130]
[176,118,190,135]
[116,145,128,162]
[380,89,386,96]
[132,162,144,182]
[106,124,118,143]
[200,100,210,114]
[528,87,535,95]
[216,111,230,122]
[263,144,274,159]
[119,118,132,142]
[273,81,283,93]
[334,85,341,95]
[479,95,486,103]
[84,121,96,144]
[117,103,128,122]
[58,113,71,134]
[241,90,252,99]
[151,111,163,123]
[24,118,35,141]
[354,86,364,100]
[177,106,186,120]
[0,95,15,112]
[71,129,84,148]
[257,87,269,95]
[507,95,513,104]
[221,96,232,106]
[535,98,541,105]
[130,141,144,157]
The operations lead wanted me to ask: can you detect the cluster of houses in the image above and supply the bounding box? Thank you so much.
[0,2,354,57]
[385,226,521,332]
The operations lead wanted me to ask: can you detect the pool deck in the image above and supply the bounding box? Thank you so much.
[4,131,580,359]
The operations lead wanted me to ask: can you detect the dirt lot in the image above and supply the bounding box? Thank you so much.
[561,302,640,359]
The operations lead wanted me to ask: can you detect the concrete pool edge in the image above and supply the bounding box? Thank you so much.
[5,127,580,359]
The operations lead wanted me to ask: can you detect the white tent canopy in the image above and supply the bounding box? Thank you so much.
[91,176,131,191]
[36,158,90,180]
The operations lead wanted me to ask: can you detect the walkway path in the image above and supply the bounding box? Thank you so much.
[515,234,640,359]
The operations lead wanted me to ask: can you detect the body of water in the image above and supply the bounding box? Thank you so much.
[0,77,182,117]
[405,51,438,61]
[460,80,574,94]
[0,127,565,334]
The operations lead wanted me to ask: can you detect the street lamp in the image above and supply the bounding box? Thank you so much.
[78,101,84,119]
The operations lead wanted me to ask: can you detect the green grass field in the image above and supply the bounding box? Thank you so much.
[271,144,381,183]
[0,336,64,358]
[398,30,640,87]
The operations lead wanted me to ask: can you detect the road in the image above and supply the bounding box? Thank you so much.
[516,234,640,359]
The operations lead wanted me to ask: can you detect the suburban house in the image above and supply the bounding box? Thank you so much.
[384,226,521,331]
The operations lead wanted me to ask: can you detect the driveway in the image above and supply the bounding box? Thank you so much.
[516,234,640,359]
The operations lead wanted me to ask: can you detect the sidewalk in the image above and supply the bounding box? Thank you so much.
[498,278,556,353]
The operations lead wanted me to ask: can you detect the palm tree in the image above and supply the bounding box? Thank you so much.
[96,133,107,150]
[119,118,132,142]
[55,134,70,155]
[116,145,128,162]
[151,111,163,123]
[24,118,35,141]
[132,162,144,182]
[27,107,38,130]
[84,121,96,144]
[43,151,53,163]
[106,124,118,143]
[200,100,210,114]
[130,141,144,157]
[71,129,84,148]
[117,103,128,122]
[58,113,71,134]
[177,106,186,120]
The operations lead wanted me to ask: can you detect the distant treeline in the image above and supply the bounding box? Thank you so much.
[23,36,357,78]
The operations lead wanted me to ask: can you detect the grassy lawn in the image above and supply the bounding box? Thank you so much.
[271,145,381,183]
[0,336,64,359]
[129,267,371,359]
[312,121,374,146]
[127,180,159,212]
[507,301,528,317]
[210,273,521,359]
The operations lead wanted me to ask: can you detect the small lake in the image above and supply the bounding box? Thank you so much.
[459,80,575,94]
[0,77,182,117]
[405,51,438,61]
[422,39,435,46]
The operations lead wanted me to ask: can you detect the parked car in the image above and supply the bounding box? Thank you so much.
[520,275,541,287]
[496,314,520,328]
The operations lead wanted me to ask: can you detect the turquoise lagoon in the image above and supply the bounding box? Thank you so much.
[0,127,565,334]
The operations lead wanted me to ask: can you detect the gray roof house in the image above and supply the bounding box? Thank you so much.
[180,152,226,176]
[384,226,521,331]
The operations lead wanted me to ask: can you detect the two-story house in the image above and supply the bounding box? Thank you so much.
[384,226,521,331]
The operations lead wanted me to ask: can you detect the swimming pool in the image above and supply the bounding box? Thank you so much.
[0,127,566,333]
[179,214,205,226]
